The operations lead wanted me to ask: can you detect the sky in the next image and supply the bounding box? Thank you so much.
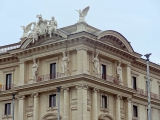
[0,0,160,64]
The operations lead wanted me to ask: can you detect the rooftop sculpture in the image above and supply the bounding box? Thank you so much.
[21,14,57,43]
[76,6,90,23]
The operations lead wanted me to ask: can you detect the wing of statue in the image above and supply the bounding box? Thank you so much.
[20,25,25,30]
[82,6,90,17]
[25,23,33,33]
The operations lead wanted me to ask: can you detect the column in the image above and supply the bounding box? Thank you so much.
[76,48,89,74]
[125,98,132,120]
[116,95,121,120]
[18,96,26,120]
[64,88,70,120]
[126,64,132,88]
[76,85,88,120]
[19,60,26,86]
[32,93,39,120]
[92,88,99,120]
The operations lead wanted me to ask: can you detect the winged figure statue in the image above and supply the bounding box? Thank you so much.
[76,6,90,23]
[21,23,33,38]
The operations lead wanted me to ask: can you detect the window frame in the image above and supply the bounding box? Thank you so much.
[5,103,11,115]
[132,76,137,90]
[6,73,12,90]
[100,93,109,112]
[49,94,56,107]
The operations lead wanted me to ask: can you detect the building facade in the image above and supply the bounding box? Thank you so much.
[0,12,160,120]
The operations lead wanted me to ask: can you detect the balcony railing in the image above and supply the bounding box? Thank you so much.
[0,42,20,54]
[136,88,160,100]
[0,84,16,91]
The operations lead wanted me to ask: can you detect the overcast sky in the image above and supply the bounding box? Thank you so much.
[0,0,160,64]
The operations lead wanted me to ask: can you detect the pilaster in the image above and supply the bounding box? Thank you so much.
[92,88,99,120]
[19,60,26,86]
[116,94,122,120]
[76,48,89,74]
[18,95,26,120]
[76,85,88,120]
[126,64,132,88]
[125,97,132,120]
[32,93,39,120]
[63,88,70,120]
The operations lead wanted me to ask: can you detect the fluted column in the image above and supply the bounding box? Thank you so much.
[64,88,70,120]
[32,93,39,120]
[125,98,132,120]
[19,60,26,85]
[18,96,26,120]
[92,88,99,120]
[76,48,89,74]
[116,95,122,120]
[126,64,132,88]
[76,85,88,120]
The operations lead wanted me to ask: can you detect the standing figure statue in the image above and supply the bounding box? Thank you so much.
[92,53,100,76]
[76,6,90,23]
[48,16,57,37]
[117,62,123,83]
[32,57,39,81]
[29,22,40,43]
[61,52,70,76]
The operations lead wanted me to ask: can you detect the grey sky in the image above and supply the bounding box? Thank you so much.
[0,0,160,63]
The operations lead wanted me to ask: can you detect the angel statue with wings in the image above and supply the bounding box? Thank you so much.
[20,23,32,38]
[76,6,90,23]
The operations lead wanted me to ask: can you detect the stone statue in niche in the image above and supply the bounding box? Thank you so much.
[116,62,123,84]
[61,52,70,76]
[92,53,100,76]
[32,57,39,81]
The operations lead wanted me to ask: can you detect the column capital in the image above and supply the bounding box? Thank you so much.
[63,87,70,92]
[18,95,26,100]
[31,92,39,98]
[92,88,99,93]
[124,97,132,103]
[76,47,88,51]
[116,94,122,100]
[76,85,88,90]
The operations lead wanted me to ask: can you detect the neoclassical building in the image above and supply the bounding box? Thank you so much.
[0,8,160,120]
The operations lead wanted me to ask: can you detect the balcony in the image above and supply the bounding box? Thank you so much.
[0,84,16,91]
[0,42,20,54]
[136,88,160,100]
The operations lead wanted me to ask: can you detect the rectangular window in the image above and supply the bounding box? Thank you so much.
[49,94,56,107]
[5,103,11,115]
[102,95,107,108]
[50,63,56,79]
[101,64,106,80]
[6,74,12,90]
[133,105,138,117]
[132,77,137,89]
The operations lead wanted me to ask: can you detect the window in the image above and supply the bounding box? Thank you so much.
[101,64,106,80]
[146,81,148,92]
[132,76,137,89]
[49,94,56,107]
[133,105,138,117]
[102,95,107,108]
[5,103,11,115]
[50,63,56,79]
[6,74,12,90]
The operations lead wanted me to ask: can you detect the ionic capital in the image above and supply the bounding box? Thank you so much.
[18,95,26,100]
[116,94,122,100]
[63,88,70,92]
[125,97,132,103]
[31,92,39,98]
[92,88,99,93]
[76,85,88,90]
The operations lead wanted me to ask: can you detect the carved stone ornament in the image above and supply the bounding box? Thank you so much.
[76,6,90,23]
[92,53,100,76]
[21,14,58,42]
[116,94,122,100]
[2,115,12,119]
[61,52,70,77]
[76,85,88,90]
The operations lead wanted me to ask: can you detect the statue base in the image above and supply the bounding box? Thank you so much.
[75,22,87,32]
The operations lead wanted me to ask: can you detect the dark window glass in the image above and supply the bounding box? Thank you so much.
[133,105,138,117]
[5,103,11,115]
[132,77,137,89]
[102,95,107,108]
[49,94,56,107]
[6,74,12,90]
[50,63,56,79]
[101,64,106,80]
